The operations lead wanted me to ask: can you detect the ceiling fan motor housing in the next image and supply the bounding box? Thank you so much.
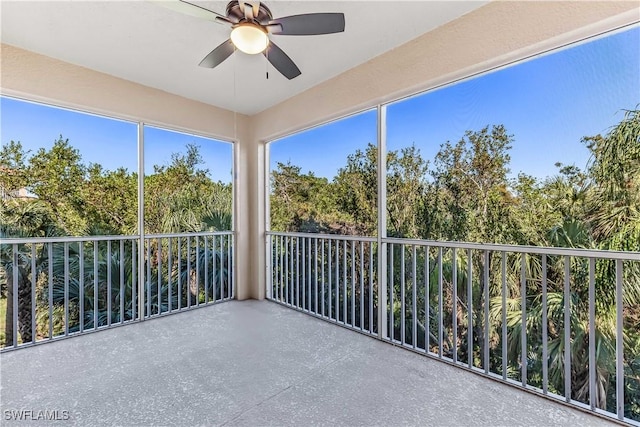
[226,1,273,24]
[168,0,345,80]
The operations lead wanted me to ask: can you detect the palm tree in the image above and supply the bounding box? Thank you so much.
[0,199,59,346]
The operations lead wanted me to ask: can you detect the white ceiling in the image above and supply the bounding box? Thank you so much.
[1,1,487,115]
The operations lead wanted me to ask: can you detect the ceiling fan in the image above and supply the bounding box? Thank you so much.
[154,0,345,80]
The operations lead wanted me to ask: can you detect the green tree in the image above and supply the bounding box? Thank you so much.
[0,199,60,346]
[426,125,514,243]
[28,137,87,234]
[0,141,30,197]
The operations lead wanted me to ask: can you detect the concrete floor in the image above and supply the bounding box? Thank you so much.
[1,300,614,426]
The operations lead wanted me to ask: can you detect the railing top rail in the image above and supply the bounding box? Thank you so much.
[266,231,377,243]
[0,230,234,245]
[266,231,639,261]
[0,235,140,244]
[382,237,640,261]
[146,231,234,239]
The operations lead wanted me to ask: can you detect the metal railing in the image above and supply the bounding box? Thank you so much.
[267,232,379,336]
[267,231,640,425]
[0,231,234,351]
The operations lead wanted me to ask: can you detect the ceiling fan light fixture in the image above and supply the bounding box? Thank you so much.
[230,23,269,55]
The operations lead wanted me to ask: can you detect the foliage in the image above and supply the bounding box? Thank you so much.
[1,107,638,420]
[268,111,640,421]
[0,139,232,348]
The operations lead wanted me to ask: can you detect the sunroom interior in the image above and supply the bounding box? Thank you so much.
[1,1,639,426]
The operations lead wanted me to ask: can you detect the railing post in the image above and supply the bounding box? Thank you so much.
[377,104,388,339]
[137,122,145,321]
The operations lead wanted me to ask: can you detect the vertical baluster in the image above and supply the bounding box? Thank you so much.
[336,239,341,323]
[186,237,191,307]
[321,239,325,317]
[401,244,405,345]
[195,236,199,307]
[107,240,111,326]
[273,235,277,302]
[308,238,312,312]
[120,240,125,323]
[47,242,53,342]
[467,248,473,367]
[425,247,430,352]
[157,239,163,313]
[521,253,527,386]
[336,240,347,323]
[284,236,288,304]
[270,236,275,301]
[291,236,295,305]
[147,239,152,315]
[220,235,224,300]
[283,236,288,305]
[204,236,209,304]
[269,235,274,300]
[588,257,596,410]
[177,238,182,310]
[438,247,443,358]
[296,237,300,308]
[412,245,417,349]
[213,235,217,302]
[314,238,319,314]
[389,243,394,342]
[615,260,624,420]
[132,240,137,320]
[360,241,365,331]
[79,243,84,331]
[564,256,571,402]
[369,242,374,334]
[351,241,355,327]
[483,250,490,374]
[542,254,548,394]
[168,238,173,311]
[94,241,99,328]
[227,234,232,299]
[342,239,347,324]
[12,244,18,347]
[301,237,305,310]
[452,247,457,362]
[328,239,332,319]
[31,244,37,342]
[279,236,283,303]
[285,236,289,305]
[502,252,507,380]
[64,242,69,336]
[218,236,222,301]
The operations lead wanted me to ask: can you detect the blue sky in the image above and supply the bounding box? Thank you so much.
[1,26,638,185]
[0,99,233,183]
[271,26,640,181]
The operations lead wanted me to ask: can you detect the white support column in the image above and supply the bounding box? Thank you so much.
[377,105,388,339]
[137,122,145,320]
[233,122,266,300]
[264,141,272,300]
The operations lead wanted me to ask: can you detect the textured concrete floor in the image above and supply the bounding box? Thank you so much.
[1,300,615,426]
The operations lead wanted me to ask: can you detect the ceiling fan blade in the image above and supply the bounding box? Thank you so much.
[268,13,345,36]
[264,41,301,80]
[265,24,283,34]
[149,0,223,23]
[215,16,236,26]
[199,39,235,68]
